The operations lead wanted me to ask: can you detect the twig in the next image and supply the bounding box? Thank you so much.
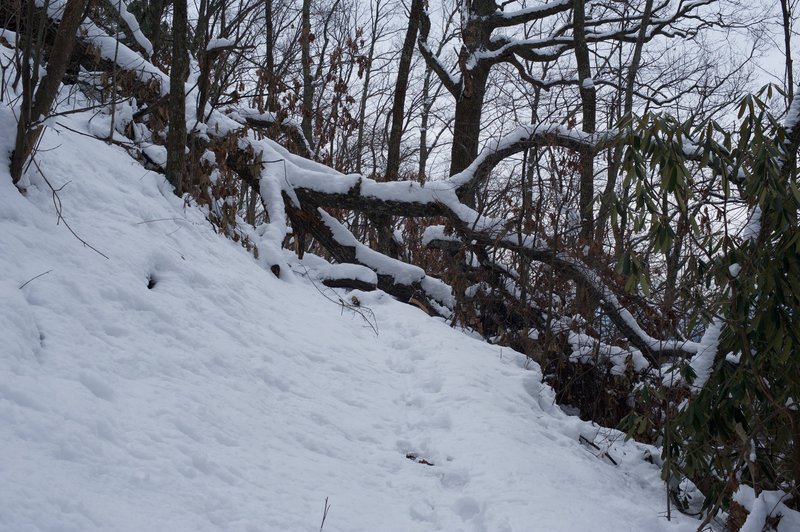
[55,120,137,149]
[30,155,110,260]
[319,497,331,532]
[296,264,379,336]
[579,434,619,466]
[18,269,53,289]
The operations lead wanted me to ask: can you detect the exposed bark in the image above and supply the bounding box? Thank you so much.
[322,277,377,291]
[781,0,797,184]
[283,194,445,313]
[781,0,794,103]
[354,0,381,175]
[446,0,494,188]
[449,66,488,191]
[573,0,597,243]
[385,0,423,180]
[418,65,432,180]
[147,0,164,55]
[300,0,314,151]
[10,0,89,186]
[195,0,211,121]
[165,0,188,196]
[264,0,277,112]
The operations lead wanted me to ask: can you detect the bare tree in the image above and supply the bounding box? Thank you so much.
[165,0,188,195]
[9,0,90,188]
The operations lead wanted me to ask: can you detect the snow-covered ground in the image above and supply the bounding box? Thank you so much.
[0,107,700,531]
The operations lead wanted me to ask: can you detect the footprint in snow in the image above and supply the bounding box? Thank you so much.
[453,496,481,521]
[420,375,443,393]
[78,372,115,401]
[439,467,470,489]
[391,338,411,350]
[386,356,415,374]
[409,499,437,523]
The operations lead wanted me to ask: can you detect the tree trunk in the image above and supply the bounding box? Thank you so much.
[385,0,423,180]
[300,0,314,151]
[355,0,381,175]
[265,0,277,112]
[446,0,494,205]
[573,0,596,243]
[418,66,432,181]
[10,0,89,187]
[165,0,188,196]
[450,66,489,205]
[148,0,164,56]
[781,0,794,103]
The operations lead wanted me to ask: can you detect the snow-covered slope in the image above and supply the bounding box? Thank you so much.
[0,109,697,531]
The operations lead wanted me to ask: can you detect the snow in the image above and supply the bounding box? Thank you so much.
[785,88,800,132]
[417,40,461,90]
[741,205,761,242]
[110,0,154,57]
[688,320,722,390]
[422,225,461,247]
[567,332,650,374]
[0,106,701,532]
[316,262,379,286]
[733,485,800,532]
[141,144,168,167]
[541,249,701,357]
[446,123,600,189]
[317,208,429,287]
[489,0,571,21]
[470,38,566,69]
[207,38,236,51]
[82,18,168,94]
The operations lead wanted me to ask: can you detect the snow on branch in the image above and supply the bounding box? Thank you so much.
[481,36,571,66]
[417,10,460,96]
[258,129,698,361]
[107,0,154,57]
[455,227,702,362]
[282,197,454,315]
[783,85,800,168]
[55,9,703,363]
[483,0,573,28]
[448,123,607,202]
[229,108,312,159]
[81,18,169,94]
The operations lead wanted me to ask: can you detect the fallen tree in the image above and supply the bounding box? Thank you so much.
[6,8,800,525]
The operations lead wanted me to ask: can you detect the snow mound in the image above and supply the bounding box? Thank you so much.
[0,113,696,531]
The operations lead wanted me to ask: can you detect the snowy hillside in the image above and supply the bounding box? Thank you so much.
[0,110,699,531]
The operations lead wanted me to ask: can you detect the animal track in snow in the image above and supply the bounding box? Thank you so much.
[453,496,481,520]
[78,372,115,401]
[420,375,444,393]
[440,467,470,489]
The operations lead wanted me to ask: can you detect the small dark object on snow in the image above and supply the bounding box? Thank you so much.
[147,275,157,289]
[270,264,281,277]
[406,453,434,466]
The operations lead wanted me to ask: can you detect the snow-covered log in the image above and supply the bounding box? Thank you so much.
[31,9,699,366]
[282,194,454,316]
